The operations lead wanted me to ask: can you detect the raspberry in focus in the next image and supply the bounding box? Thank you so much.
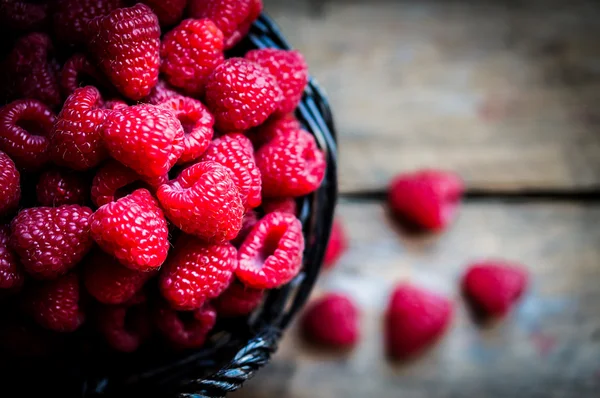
[247,113,301,149]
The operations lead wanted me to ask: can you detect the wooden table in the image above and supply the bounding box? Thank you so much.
[234,1,600,397]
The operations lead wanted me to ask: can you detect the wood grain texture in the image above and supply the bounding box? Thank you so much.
[232,200,600,398]
[264,0,600,192]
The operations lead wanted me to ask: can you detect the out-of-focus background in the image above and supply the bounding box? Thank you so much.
[235,0,600,397]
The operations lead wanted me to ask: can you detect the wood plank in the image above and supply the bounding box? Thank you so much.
[264,0,600,192]
[232,200,600,398]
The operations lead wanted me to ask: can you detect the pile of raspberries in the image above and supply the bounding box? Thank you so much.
[0,0,327,355]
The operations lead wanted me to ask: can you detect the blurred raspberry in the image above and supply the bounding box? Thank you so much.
[247,113,301,149]
[204,58,281,131]
[0,225,24,294]
[60,54,107,98]
[0,152,20,218]
[137,0,187,26]
[231,210,258,247]
[161,18,224,96]
[236,211,304,289]
[157,161,243,243]
[0,0,48,32]
[301,293,359,348]
[153,301,216,349]
[54,0,124,46]
[36,168,89,207]
[0,317,59,357]
[323,219,347,270]
[261,198,297,215]
[97,299,151,352]
[213,280,264,317]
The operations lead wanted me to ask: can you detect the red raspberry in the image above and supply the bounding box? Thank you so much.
[90,189,169,271]
[10,205,93,280]
[261,198,297,215]
[0,99,56,172]
[0,152,20,218]
[97,299,151,352]
[161,18,225,96]
[84,251,154,305]
[231,210,258,247]
[159,237,237,311]
[101,104,185,178]
[91,159,167,208]
[256,129,326,198]
[53,0,124,46]
[86,3,160,100]
[157,161,243,242]
[388,169,464,231]
[462,260,528,318]
[200,133,261,210]
[60,54,106,98]
[36,168,89,207]
[323,219,347,270]
[246,49,308,114]
[236,211,304,289]
[213,280,264,317]
[137,0,187,26]
[385,283,453,360]
[247,113,301,149]
[0,225,25,294]
[142,80,182,105]
[104,99,129,110]
[25,273,85,332]
[4,32,61,109]
[158,96,214,164]
[301,293,359,348]
[153,301,216,349]
[0,0,48,32]
[189,0,262,49]
[204,58,282,131]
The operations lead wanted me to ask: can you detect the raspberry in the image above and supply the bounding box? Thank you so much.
[90,189,169,271]
[10,205,93,280]
[204,58,282,131]
[189,0,262,49]
[0,99,56,172]
[231,210,258,247]
[158,96,214,164]
[160,18,225,96]
[53,0,124,46]
[301,293,359,348]
[36,168,89,207]
[385,283,453,360]
[261,198,297,215]
[86,4,160,100]
[60,54,106,98]
[388,169,464,232]
[247,113,301,149]
[104,99,128,110]
[153,301,216,349]
[159,237,237,311]
[24,273,85,332]
[256,129,326,198]
[245,49,308,114]
[4,32,61,109]
[157,161,243,242]
[0,225,24,294]
[236,212,304,289]
[84,251,154,305]
[137,0,187,26]
[97,300,151,352]
[323,219,347,270]
[101,104,185,178]
[213,280,264,317]
[91,159,167,208]
[462,260,528,318]
[200,133,261,210]
[0,1,48,32]
[142,80,182,105]
[0,152,20,217]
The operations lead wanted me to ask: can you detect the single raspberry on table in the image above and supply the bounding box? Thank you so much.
[137,0,187,26]
[10,205,93,280]
[256,128,326,198]
[36,168,90,207]
[157,161,243,243]
[97,299,151,352]
[60,54,107,98]
[53,0,124,46]
[385,283,453,360]
[0,152,20,218]
[462,260,528,318]
[0,225,25,294]
[161,18,225,96]
[84,250,154,305]
[86,3,160,100]
[101,104,185,178]
[246,113,301,149]
[142,80,182,105]
[236,211,304,289]
[231,210,258,247]
[90,189,169,272]
[159,237,237,311]
[0,0,48,32]
[246,49,308,114]
[153,301,217,349]
[189,0,262,49]
[200,133,261,210]
[388,169,464,232]
[323,219,347,269]
[261,198,297,215]
[158,96,214,164]
[204,58,282,131]
[91,159,167,208]
[301,293,359,348]
[213,280,264,317]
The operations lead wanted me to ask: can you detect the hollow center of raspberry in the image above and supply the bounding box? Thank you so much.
[252,226,286,269]
[77,72,101,92]
[178,115,197,136]
[115,181,152,201]
[17,118,49,137]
